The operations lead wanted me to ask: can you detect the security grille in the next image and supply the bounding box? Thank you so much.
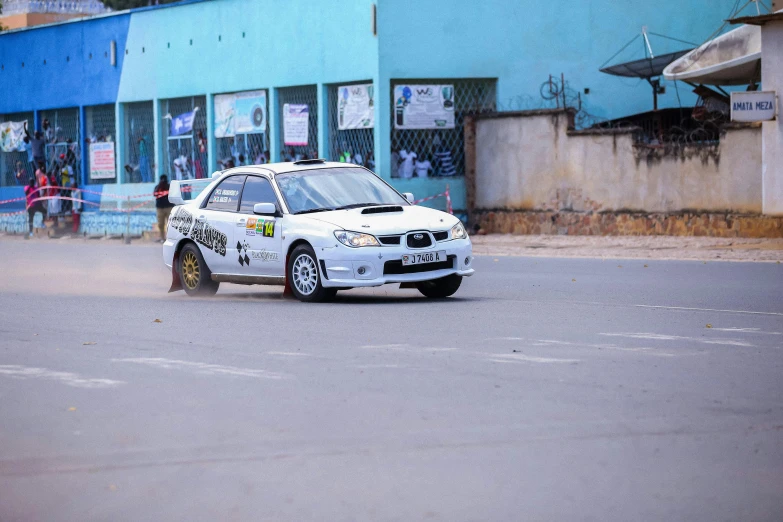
[40,107,81,177]
[389,78,496,179]
[84,104,116,185]
[277,85,318,162]
[123,101,155,183]
[162,96,209,181]
[327,82,375,169]
[0,111,34,187]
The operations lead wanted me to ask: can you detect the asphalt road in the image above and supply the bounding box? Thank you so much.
[1,238,782,522]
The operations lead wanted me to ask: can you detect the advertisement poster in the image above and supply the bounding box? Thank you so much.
[393,84,455,129]
[337,84,374,130]
[89,142,116,180]
[214,90,267,138]
[0,120,27,152]
[283,103,309,146]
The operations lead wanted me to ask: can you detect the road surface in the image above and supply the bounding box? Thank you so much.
[1,238,781,521]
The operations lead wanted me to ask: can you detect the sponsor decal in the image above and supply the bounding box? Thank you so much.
[251,250,280,262]
[255,218,275,238]
[169,207,194,235]
[191,218,227,256]
[237,240,251,266]
[245,217,258,236]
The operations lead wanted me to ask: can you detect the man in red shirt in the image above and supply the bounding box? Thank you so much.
[24,177,47,238]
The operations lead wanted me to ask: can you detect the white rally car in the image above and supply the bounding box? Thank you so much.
[163,160,474,302]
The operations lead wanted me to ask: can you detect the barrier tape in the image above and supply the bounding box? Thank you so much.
[413,187,453,214]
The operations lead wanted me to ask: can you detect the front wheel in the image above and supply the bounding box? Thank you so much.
[179,243,220,297]
[416,274,462,298]
[287,244,336,303]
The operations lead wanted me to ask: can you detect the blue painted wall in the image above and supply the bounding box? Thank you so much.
[374,0,742,210]
[0,13,131,113]
[0,0,747,219]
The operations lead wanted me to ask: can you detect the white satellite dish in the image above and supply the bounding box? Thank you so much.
[663,23,761,86]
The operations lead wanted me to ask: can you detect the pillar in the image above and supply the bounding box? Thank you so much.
[761,20,783,215]
[269,88,280,162]
[206,93,217,174]
[153,99,163,182]
[115,103,125,185]
[317,83,328,159]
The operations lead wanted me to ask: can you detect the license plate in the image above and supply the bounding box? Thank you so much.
[401,251,446,266]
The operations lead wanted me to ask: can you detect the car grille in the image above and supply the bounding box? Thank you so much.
[383,255,456,275]
[406,233,433,249]
[379,236,401,245]
[432,231,448,241]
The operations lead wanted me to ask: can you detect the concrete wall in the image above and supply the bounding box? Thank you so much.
[761,21,783,215]
[474,111,762,214]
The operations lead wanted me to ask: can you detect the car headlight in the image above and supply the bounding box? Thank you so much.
[451,222,468,240]
[334,230,380,247]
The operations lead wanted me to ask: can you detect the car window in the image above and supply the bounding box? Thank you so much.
[205,175,246,211]
[239,176,278,213]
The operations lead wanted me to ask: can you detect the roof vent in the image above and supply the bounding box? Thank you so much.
[293,158,326,165]
[361,206,404,214]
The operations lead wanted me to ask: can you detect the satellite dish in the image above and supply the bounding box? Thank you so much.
[663,24,761,86]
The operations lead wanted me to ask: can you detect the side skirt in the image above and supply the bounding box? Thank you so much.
[211,274,286,286]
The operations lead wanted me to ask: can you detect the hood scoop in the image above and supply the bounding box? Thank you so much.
[361,205,404,214]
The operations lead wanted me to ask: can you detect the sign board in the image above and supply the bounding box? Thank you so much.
[283,103,309,146]
[730,91,777,122]
[214,90,267,138]
[89,142,116,180]
[393,84,455,129]
[337,84,374,130]
[170,110,196,137]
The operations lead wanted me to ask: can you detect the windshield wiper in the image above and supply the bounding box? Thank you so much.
[294,207,335,215]
[333,203,382,211]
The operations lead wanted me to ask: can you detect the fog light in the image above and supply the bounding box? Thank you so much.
[464,257,471,266]
[357,266,366,275]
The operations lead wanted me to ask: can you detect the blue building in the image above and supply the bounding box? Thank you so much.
[0,0,742,234]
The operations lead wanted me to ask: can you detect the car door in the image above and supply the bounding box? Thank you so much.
[233,175,285,277]
[195,175,246,273]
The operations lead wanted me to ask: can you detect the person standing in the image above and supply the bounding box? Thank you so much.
[24,177,46,238]
[414,155,432,178]
[398,149,417,179]
[154,175,175,242]
[71,179,82,234]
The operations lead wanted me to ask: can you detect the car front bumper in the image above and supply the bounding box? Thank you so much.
[317,238,474,288]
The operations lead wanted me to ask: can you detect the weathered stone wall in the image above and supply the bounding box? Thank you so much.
[465,110,775,236]
[473,210,783,238]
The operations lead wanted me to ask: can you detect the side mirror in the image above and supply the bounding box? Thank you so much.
[403,192,415,204]
[254,202,277,215]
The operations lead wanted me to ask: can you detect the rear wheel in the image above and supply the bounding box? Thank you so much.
[416,274,462,298]
[287,244,336,303]
[179,243,219,297]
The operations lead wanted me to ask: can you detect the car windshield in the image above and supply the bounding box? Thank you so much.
[275,167,408,214]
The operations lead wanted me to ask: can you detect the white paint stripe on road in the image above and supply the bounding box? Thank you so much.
[487,353,580,364]
[112,358,286,379]
[710,327,782,335]
[485,337,705,357]
[599,333,754,347]
[266,351,312,357]
[359,344,410,349]
[634,304,783,317]
[0,365,124,389]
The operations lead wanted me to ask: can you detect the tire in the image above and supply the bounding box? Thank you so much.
[179,243,220,297]
[416,274,462,298]
[287,244,335,303]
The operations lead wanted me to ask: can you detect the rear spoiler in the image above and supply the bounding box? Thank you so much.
[168,179,213,205]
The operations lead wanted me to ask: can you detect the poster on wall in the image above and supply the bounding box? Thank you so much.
[283,103,309,146]
[214,90,268,138]
[393,84,455,129]
[89,142,116,180]
[0,120,28,152]
[337,84,374,130]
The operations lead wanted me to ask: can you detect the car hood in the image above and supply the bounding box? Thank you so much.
[302,205,458,235]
